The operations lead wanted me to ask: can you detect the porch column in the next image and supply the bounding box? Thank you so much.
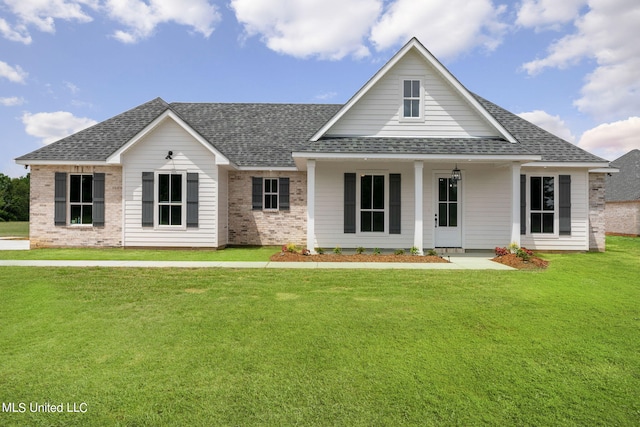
[511,163,521,246]
[306,159,316,253]
[414,161,424,255]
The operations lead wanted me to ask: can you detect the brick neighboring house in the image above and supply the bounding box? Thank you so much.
[15,38,615,252]
[605,149,640,236]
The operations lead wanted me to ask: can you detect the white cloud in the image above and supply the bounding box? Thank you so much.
[315,91,338,101]
[231,0,382,60]
[104,0,221,43]
[0,17,32,44]
[1,0,94,34]
[578,117,640,160]
[516,0,587,29]
[22,111,97,145]
[520,0,640,120]
[518,110,576,142]
[371,0,508,60]
[0,61,28,83]
[0,96,26,106]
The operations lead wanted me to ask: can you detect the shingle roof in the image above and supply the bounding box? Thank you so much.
[605,149,640,201]
[16,95,607,167]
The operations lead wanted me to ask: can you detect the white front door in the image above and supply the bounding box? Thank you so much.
[434,175,462,247]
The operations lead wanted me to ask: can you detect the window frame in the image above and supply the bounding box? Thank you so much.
[68,174,93,226]
[357,172,388,234]
[155,171,186,229]
[263,177,279,211]
[400,77,424,122]
[528,174,558,236]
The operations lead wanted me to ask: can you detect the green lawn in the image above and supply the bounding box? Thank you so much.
[0,221,28,238]
[0,237,638,426]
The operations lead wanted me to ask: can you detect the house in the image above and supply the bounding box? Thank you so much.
[605,149,640,236]
[15,38,614,253]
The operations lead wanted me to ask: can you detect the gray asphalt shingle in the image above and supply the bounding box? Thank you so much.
[606,149,640,201]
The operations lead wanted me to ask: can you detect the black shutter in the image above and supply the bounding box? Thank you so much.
[389,173,401,234]
[142,172,154,227]
[559,174,571,235]
[186,173,199,228]
[344,173,356,233]
[252,177,263,210]
[93,173,105,226]
[279,178,290,210]
[520,174,526,235]
[54,172,66,226]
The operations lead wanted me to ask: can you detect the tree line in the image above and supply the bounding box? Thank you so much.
[0,173,29,221]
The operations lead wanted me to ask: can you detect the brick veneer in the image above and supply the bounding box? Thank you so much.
[29,165,123,248]
[605,201,640,236]
[228,171,307,246]
[589,173,606,252]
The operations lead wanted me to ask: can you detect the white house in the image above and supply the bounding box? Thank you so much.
[16,38,614,252]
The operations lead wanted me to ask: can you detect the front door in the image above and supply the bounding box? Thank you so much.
[434,175,462,247]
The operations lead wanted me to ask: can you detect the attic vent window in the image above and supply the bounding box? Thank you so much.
[403,79,421,118]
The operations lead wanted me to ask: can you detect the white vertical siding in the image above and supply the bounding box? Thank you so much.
[122,118,219,247]
[326,51,498,138]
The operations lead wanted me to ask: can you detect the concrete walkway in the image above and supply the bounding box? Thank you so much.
[0,238,30,250]
[0,257,513,270]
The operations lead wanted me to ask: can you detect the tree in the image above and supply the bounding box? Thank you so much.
[0,173,30,221]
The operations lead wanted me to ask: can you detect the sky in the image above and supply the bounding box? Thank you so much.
[1,0,639,178]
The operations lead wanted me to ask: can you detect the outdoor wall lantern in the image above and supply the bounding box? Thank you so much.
[165,151,173,160]
[451,164,462,182]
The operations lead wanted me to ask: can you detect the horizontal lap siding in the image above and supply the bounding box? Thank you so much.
[314,161,414,249]
[327,51,497,138]
[521,169,589,251]
[122,119,219,247]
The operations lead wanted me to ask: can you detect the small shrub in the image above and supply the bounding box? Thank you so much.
[356,246,366,254]
[333,246,342,255]
[285,243,299,253]
[508,242,520,254]
[516,247,533,261]
[426,249,438,256]
[410,246,420,255]
[373,247,381,255]
[495,246,509,257]
[301,248,311,256]
[394,249,405,256]
[315,247,324,255]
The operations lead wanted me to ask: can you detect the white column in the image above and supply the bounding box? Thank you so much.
[511,163,521,246]
[306,159,316,253]
[414,161,424,255]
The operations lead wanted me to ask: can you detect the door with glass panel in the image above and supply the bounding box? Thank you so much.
[434,175,462,247]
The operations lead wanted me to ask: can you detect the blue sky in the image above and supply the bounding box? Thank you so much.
[1,0,638,177]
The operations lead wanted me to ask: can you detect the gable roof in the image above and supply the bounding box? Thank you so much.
[606,149,640,201]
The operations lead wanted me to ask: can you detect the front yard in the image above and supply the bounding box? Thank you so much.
[0,237,638,426]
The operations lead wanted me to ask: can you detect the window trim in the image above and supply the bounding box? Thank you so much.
[399,77,424,122]
[155,171,187,229]
[68,174,94,226]
[528,174,558,236]
[356,171,389,234]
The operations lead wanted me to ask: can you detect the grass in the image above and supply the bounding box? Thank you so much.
[0,236,638,425]
[0,221,28,238]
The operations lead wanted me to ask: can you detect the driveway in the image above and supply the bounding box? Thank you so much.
[0,238,30,250]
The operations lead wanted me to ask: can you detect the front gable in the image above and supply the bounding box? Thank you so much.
[314,38,516,142]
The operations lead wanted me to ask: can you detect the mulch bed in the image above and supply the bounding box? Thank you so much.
[270,252,450,263]
[492,254,549,270]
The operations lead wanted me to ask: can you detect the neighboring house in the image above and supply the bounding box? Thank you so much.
[15,38,614,252]
[605,149,640,236]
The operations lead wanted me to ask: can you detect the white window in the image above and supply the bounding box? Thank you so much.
[157,172,185,227]
[402,79,421,119]
[69,174,93,225]
[360,174,385,232]
[530,176,555,234]
[264,178,279,210]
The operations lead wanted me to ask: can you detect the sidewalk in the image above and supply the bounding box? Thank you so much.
[0,257,513,270]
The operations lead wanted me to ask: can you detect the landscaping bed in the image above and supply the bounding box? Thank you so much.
[492,253,549,270]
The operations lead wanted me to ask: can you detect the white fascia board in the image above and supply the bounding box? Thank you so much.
[522,162,612,169]
[310,38,517,143]
[590,167,619,173]
[15,159,107,166]
[292,152,540,162]
[236,166,298,171]
[106,110,233,166]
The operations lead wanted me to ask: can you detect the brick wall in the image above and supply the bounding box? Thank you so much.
[605,201,640,236]
[228,171,307,246]
[30,165,123,248]
[588,173,606,252]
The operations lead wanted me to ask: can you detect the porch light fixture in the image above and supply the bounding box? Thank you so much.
[165,151,173,160]
[451,164,462,182]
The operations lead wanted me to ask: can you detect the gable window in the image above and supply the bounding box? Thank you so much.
[158,173,184,226]
[403,79,421,119]
[530,176,555,234]
[69,174,93,225]
[360,174,385,232]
